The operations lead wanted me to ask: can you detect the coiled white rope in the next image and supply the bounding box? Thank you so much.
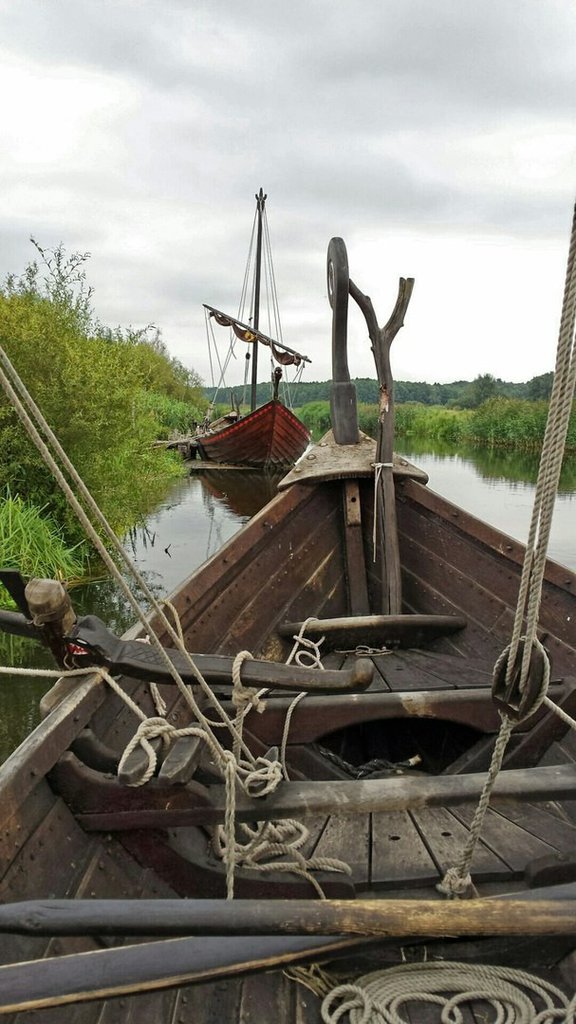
[321,961,576,1024]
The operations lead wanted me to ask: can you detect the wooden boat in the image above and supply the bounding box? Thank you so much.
[195,189,311,469]
[0,237,576,1020]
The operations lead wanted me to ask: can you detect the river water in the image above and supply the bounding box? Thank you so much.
[1,446,575,761]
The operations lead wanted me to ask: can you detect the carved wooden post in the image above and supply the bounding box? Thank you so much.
[349,276,415,614]
[327,238,359,445]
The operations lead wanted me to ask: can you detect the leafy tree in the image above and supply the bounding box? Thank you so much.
[527,372,554,400]
[462,373,498,409]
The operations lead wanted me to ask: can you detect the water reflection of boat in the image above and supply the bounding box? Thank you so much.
[198,468,285,518]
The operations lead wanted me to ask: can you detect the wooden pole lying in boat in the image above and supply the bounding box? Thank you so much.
[0,935,371,1015]
[0,897,574,937]
[1,899,574,1012]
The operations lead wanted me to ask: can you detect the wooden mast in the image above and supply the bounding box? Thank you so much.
[250,187,266,413]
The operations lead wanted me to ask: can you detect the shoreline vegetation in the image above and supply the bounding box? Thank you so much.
[209,370,574,453]
[297,397,576,452]
[0,242,208,604]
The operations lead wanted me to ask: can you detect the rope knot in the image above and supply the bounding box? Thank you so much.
[242,755,283,797]
[436,866,477,900]
[117,716,176,788]
[232,651,266,714]
[287,618,325,670]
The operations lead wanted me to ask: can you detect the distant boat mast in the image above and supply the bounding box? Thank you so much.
[250,187,266,412]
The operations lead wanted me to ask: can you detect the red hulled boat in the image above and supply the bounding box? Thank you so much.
[195,189,310,469]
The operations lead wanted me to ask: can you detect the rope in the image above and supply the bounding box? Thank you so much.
[504,200,576,697]
[543,694,576,731]
[438,200,576,898]
[280,691,307,780]
[320,962,576,1024]
[210,620,350,896]
[0,344,261,766]
[286,618,325,670]
[212,817,352,901]
[372,461,394,561]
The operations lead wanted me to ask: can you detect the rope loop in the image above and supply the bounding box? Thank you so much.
[286,618,325,670]
[492,635,550,722]
[242,755,283,797]
[117,716,176,787]
[232,650,266,713]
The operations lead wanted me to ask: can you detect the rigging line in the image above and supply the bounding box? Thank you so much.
[507,200,576,686]
[206,308,235,398]
[204,306,217,391]
[237,206,258,322]
[0,347,257,764]
[263,209,283,344]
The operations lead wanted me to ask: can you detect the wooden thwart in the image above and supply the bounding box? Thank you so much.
[56,759,576,830]
[279,614,467,650]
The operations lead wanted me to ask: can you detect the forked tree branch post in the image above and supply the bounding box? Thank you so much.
[349,276,415,614]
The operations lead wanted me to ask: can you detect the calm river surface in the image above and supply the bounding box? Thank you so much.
[1,446,575,761]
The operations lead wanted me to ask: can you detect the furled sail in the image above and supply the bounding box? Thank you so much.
[204,305,309,368]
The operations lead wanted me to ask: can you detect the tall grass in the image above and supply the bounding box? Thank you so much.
[0,491,88,608]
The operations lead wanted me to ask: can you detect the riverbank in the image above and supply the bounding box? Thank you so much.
[298,397,576,452]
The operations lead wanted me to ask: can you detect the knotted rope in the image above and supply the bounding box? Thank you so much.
[372,461,394,561]
[209,623,350,897]
[286,617,326,670]
[320,962,576,1024]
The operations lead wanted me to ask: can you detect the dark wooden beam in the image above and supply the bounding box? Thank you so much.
[0,934,369,1014]
[58,760,576,830]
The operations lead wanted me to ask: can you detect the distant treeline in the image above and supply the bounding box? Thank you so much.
[205,372,554,410]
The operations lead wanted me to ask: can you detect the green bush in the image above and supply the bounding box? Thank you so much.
[0,243,203,541]
[298,400,331,437]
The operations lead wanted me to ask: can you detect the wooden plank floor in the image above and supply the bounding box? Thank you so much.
[292,796,576,894]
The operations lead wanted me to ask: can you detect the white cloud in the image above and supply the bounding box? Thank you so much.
[0,0,575,388]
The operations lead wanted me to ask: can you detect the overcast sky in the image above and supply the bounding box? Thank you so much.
[1,0,575,388]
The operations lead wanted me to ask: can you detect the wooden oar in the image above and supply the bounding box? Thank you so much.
[0,897,574,938]
[0,934,369,1014]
